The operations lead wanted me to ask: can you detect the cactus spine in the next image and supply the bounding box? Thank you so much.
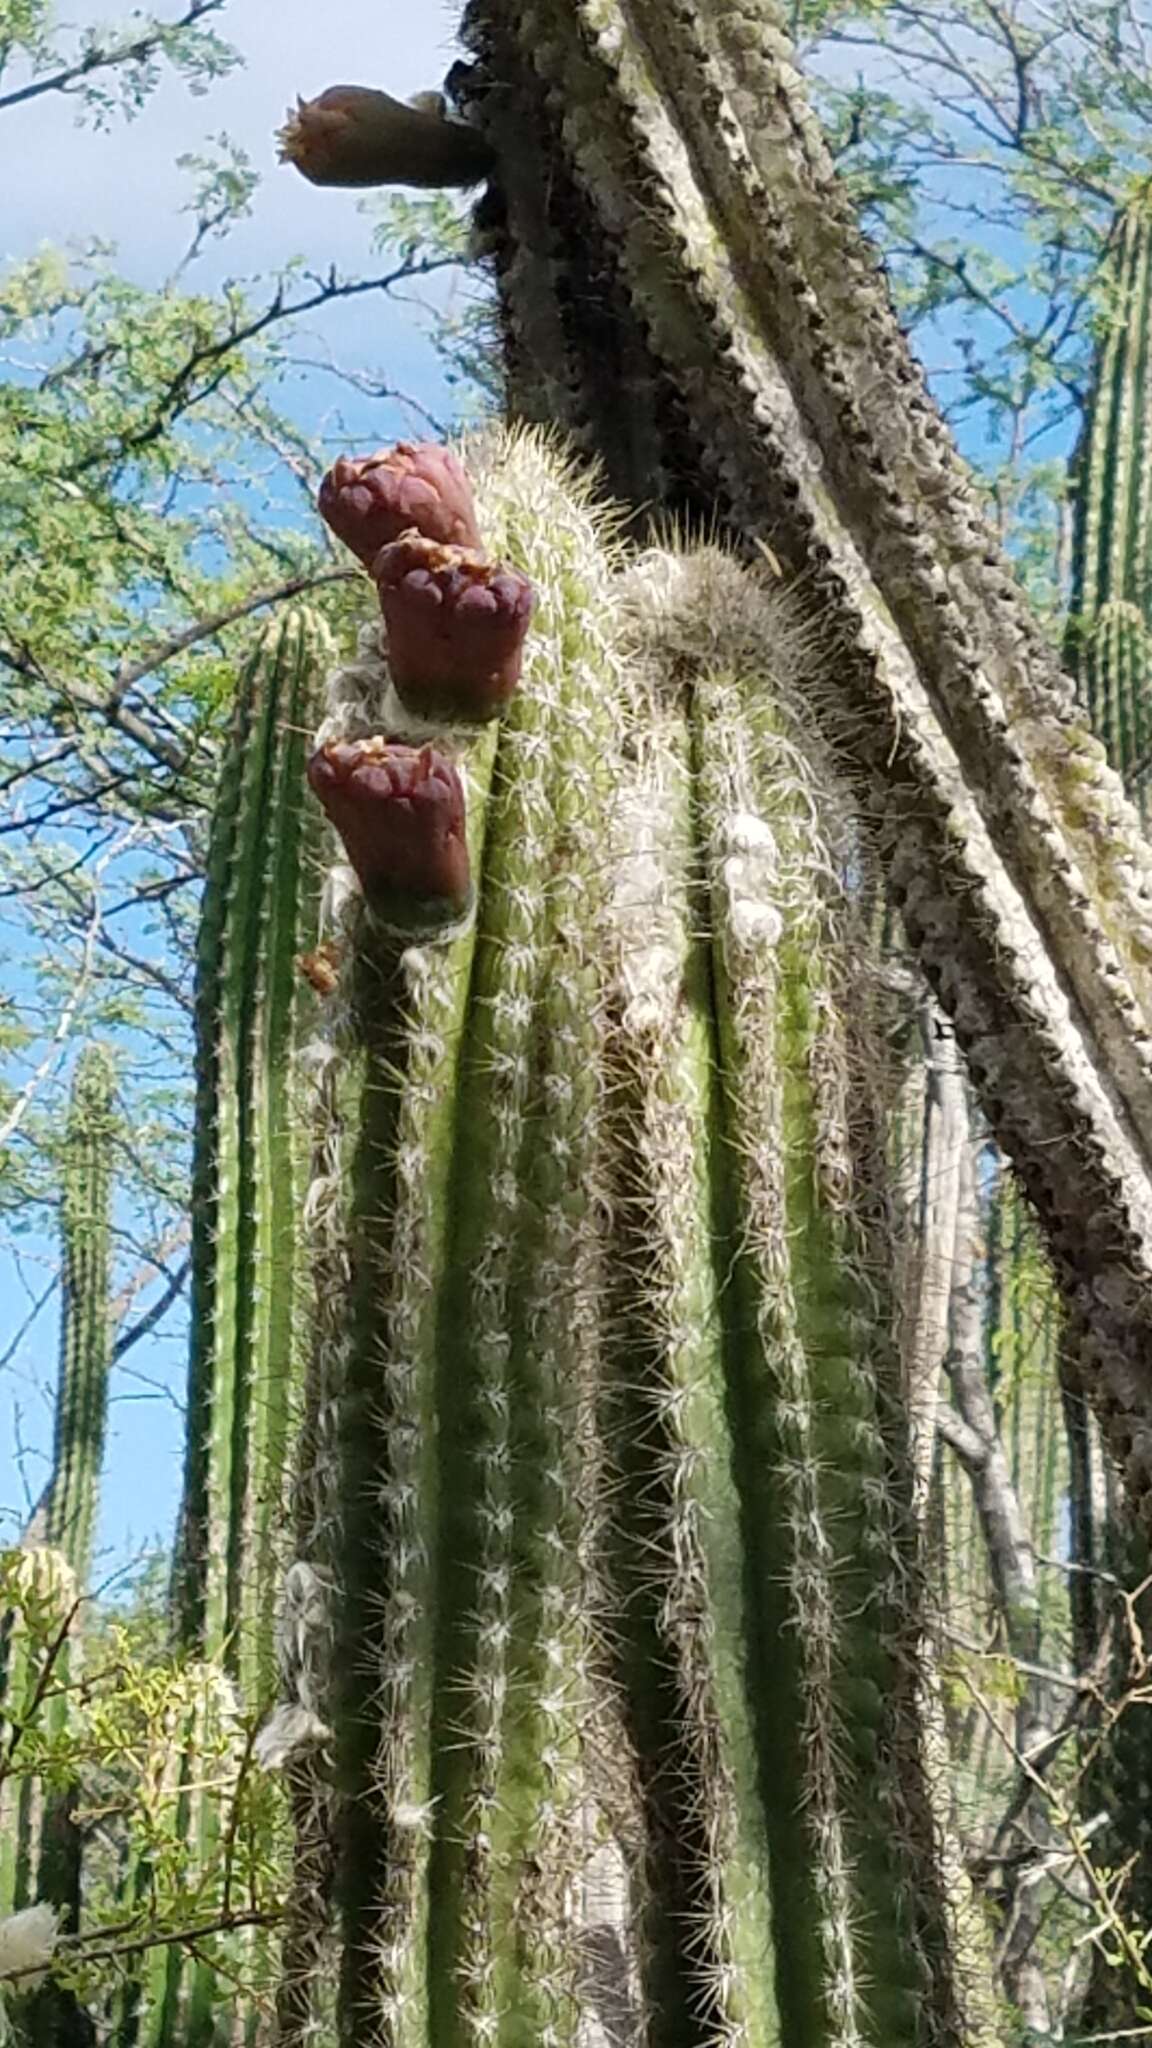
[275,432,994,2048]
[176,604,336,1697]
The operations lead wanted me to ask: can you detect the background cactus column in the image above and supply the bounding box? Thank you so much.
[1068,202,1152,817]
[175,604,335,1699]
[35,1046,116,1979]
[39,1044,117,1583]
[4,1043,114,1914]
[0,1046,116,2045]
[129,605,338,2048]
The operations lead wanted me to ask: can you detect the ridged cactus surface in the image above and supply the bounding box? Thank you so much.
[0,1548,79,1921]
[1069,203,1152,812]
[44,1044,117,1582]
[175,605,336,1699]
[111,1660,247,2048]
[269,430,996,2048]
[0,1048,116,2046]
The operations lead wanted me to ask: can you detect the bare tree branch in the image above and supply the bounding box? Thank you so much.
[0,1,226,116]
[110,567,358,698]
[112,1254,190,1362]
[65,257,463,482]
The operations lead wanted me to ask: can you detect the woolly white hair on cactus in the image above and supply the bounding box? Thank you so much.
[0,1903,59,1991]
[254,1702,332,1771]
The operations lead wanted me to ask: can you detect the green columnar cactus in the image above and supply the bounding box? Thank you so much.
[1030,197,1152,2026]
[987,1175,1066,1657]
[1058,199,1152,2027]
[1068,203,1152,815]
[272,431,998,2048]
[0,1050,116,2042]
[0,1548,79,1920]
[42,1044,116,1580]
[153,605,335,2048]
[175,605,336,1701]
[109,1660,247,2048]
[444,0,1152,1531]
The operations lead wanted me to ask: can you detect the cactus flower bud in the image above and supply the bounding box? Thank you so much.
[319,443,483,564]
[307,738,472,932]
[277,85,494,191]
[374,537,534,724]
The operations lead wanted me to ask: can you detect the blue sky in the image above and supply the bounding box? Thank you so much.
[0,1,1091,1589]
[0,0,476,1582]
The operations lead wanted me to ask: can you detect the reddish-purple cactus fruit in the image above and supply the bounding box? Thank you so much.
[318,443,483,565]
[277,85,493,191]
[374,536,534,724]
[307,737,472,930]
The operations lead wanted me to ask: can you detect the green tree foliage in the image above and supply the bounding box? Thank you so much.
[0,0,236,125]
[0,24,483,2023]
[0,10,479,1484]
[798,0,1152,613]
[0,1548,287,2040]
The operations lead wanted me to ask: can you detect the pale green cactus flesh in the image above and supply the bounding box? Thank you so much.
[44,1044,116,1584]
[270,432,992,2048]
[176,605,336,1697]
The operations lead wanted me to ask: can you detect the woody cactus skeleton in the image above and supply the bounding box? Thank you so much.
[280,0,1152,1533]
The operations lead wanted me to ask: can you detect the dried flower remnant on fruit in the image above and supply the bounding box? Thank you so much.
[375,536,534,724]
[307,738,473,932]
[319,443,483,565]
[276,84,494,191]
